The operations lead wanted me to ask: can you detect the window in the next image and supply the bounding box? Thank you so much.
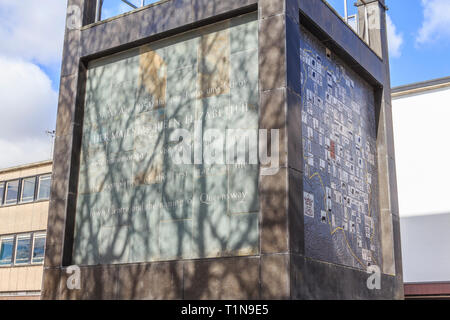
[14,234,31,265]
[0,182,4,205]
[0,237,14,266]
[98,0,161,22]
[31,233,46,264]
[0,173,51,206]
[0,232,46,267]
[5,180,19,205]
[20,177,36,203]
[37,175,51,200]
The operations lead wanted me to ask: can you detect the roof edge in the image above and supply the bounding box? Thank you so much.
[392,76,450,98]
[0,160,53,174]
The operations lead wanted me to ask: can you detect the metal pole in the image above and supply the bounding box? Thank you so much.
[141,0,145,7]
[95,0,100,22]
[344,0,348,23]
[358,0,371,45]
[364,5,370,45]
[121,0,138,9]
[95,0,102,22]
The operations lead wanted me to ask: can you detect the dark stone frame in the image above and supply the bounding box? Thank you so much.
[42,0,403,300]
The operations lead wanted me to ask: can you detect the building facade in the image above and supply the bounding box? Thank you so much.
[392,77,450,299]
[0,160,52,299]
[42,0,403,299]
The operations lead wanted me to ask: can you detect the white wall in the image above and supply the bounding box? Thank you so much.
[392,85,450,283]
[400,213,450,283]
[392,86,450,217]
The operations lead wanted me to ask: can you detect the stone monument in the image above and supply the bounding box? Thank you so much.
[42,0,403,299]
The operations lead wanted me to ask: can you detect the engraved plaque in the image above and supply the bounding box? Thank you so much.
[73,13,259,265]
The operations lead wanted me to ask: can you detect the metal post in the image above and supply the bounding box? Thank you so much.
[344,0,348,23]
[358,0,371,45]
[364,4,370,45]
[121,0,138,9]
[141,0,145,7]
[95,0,102,22]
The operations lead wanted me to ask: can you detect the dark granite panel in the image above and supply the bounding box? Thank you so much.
[116,262,183,299]
[286,14,301,95]
[285,0,300,24]
[183,257,260,299]
[61,28,81,77]
[260,168,288,254]
[291,254,401,299]
[288,168,304,255]
[261,254,290,299]
[259,0,284,19]
[286,89,302,171]
[59,265,119,299]
[56,75,79,137]
[193,0,256,21]
[51,134,74,201]
[40,268,62,300]
[80,0,259,58]
[45,197,67,268]
[259,14,286,91]
[260,88,287,168]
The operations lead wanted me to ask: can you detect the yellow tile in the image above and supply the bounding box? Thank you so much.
[28,267,39,291]
[39,207,49,231]
[34,266,44,290]
[31,210,41,231]
[36,165,52,176]
[0,268,10,291]
[8,268,18,292]
[19,168,37,178]
[28,267,36,291]
[16,267,27,291]
[1,208,14,234]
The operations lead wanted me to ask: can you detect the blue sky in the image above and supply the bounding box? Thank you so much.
[327,0,450,87]
[101,0,161,20]
[0,0,449,168]
[38,0,450,92]
[388,0,450,86]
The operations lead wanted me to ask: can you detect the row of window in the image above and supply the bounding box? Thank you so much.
[0,174,51,206]
[0,232,46,266]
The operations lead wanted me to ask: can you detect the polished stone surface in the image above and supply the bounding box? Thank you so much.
[73,13,260,265]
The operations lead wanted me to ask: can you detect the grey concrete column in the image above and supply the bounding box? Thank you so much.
[357,0,385,58]
[358,0,403,296]
[42,0,96,300]
[258,0,291,300]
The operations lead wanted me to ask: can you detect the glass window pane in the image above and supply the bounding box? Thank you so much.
[5,180,19,205]
[32,235,46,264]
[100,0,161,21]
[37,175,51,200]
[21,178,36,203]
[0,183,4,205]
[15,235,31,264]
[0,237,14,265]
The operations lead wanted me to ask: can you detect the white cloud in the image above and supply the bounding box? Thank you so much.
[0,0,67,66]
[0,139,53,169]
[0,0,66,168]
[0,56,57,169]
[386,14,404,59]
[417,0,450,45]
